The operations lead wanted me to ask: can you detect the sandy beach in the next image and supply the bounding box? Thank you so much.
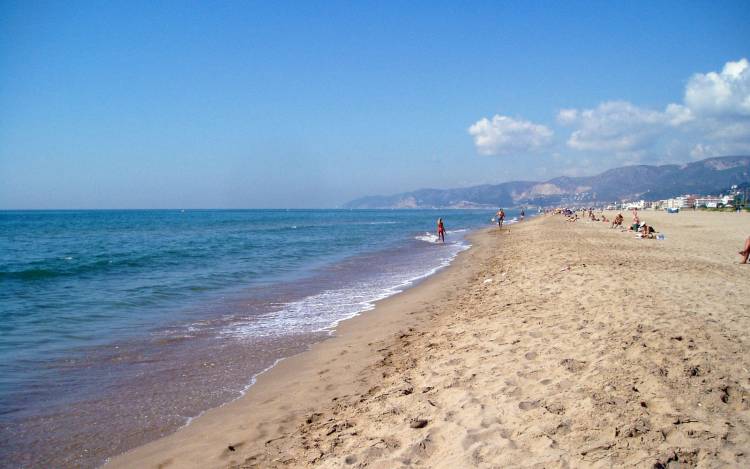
[107,211,750,468]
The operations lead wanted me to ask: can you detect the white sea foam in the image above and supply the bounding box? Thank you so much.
[414,232,441,243]
[222,237,470,340]
[187,229,474,432]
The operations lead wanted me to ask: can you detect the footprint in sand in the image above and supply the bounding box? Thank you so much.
[543,401,566,415]
[524,351,537,360]
[518,400,540,411]
[560,358,587,373]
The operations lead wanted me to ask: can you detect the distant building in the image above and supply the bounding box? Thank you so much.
[628,200,646,209]
[662,196,691,209]
[694,195,731,208]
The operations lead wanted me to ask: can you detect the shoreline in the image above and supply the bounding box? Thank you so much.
[105,225,493,468]
[108,212,750,467]
[176,227,477,429]
[173,234,474,432]
[2,210,495,469]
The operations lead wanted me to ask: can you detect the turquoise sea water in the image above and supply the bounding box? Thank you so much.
[0,209,511,467]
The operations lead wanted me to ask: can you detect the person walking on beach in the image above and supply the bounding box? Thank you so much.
[740,236,750,263]
[520,208,525,221]
[496,208,505,228]
[437,218,445,243]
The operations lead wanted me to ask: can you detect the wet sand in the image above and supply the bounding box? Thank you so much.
[107,211,750,468]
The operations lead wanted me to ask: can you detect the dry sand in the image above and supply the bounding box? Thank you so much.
[107,211,750,468]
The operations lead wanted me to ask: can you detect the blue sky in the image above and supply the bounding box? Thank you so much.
[1,1,749,208]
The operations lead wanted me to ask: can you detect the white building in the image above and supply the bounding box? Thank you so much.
[622,200,647,210]
[695,196,732,208]
[662,197,691,209]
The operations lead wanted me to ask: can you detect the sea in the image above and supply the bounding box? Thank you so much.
[0,208,517,468]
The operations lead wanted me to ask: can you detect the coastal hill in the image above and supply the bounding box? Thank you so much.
[343,156,750,208]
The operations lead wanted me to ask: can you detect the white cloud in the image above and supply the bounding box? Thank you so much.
[685,58,750,117]
[562,101,670,152]
[468,115,553,156]
[664,103,694,126]
[556,108,578,124]
[690,141,750,159]
[690,143,718,159]
[557,58,750,155]
[469,58,750,165]
[705,119,750,141]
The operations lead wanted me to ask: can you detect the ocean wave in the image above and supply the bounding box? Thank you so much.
[0,258,138,281]
[414,232,441,243]
[221,241,470,340]
[0,249,217,282]
[0,267,64,281]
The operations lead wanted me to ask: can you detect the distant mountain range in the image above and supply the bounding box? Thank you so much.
[343,156,750,209]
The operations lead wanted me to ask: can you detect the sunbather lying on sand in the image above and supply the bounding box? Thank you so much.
[640,223,656,239]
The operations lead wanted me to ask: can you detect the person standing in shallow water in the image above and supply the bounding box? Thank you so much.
[520,208,525,221]
[437,218,445,243]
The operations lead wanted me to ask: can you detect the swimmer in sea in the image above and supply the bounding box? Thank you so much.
[437,217,445,243]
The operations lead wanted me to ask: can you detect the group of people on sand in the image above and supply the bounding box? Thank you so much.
[586,209,608,223]
[554,207,660,239]
[625,210,657,238]
[439,208,749,263]
[557,207,750,263]
[605,209,658,238]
